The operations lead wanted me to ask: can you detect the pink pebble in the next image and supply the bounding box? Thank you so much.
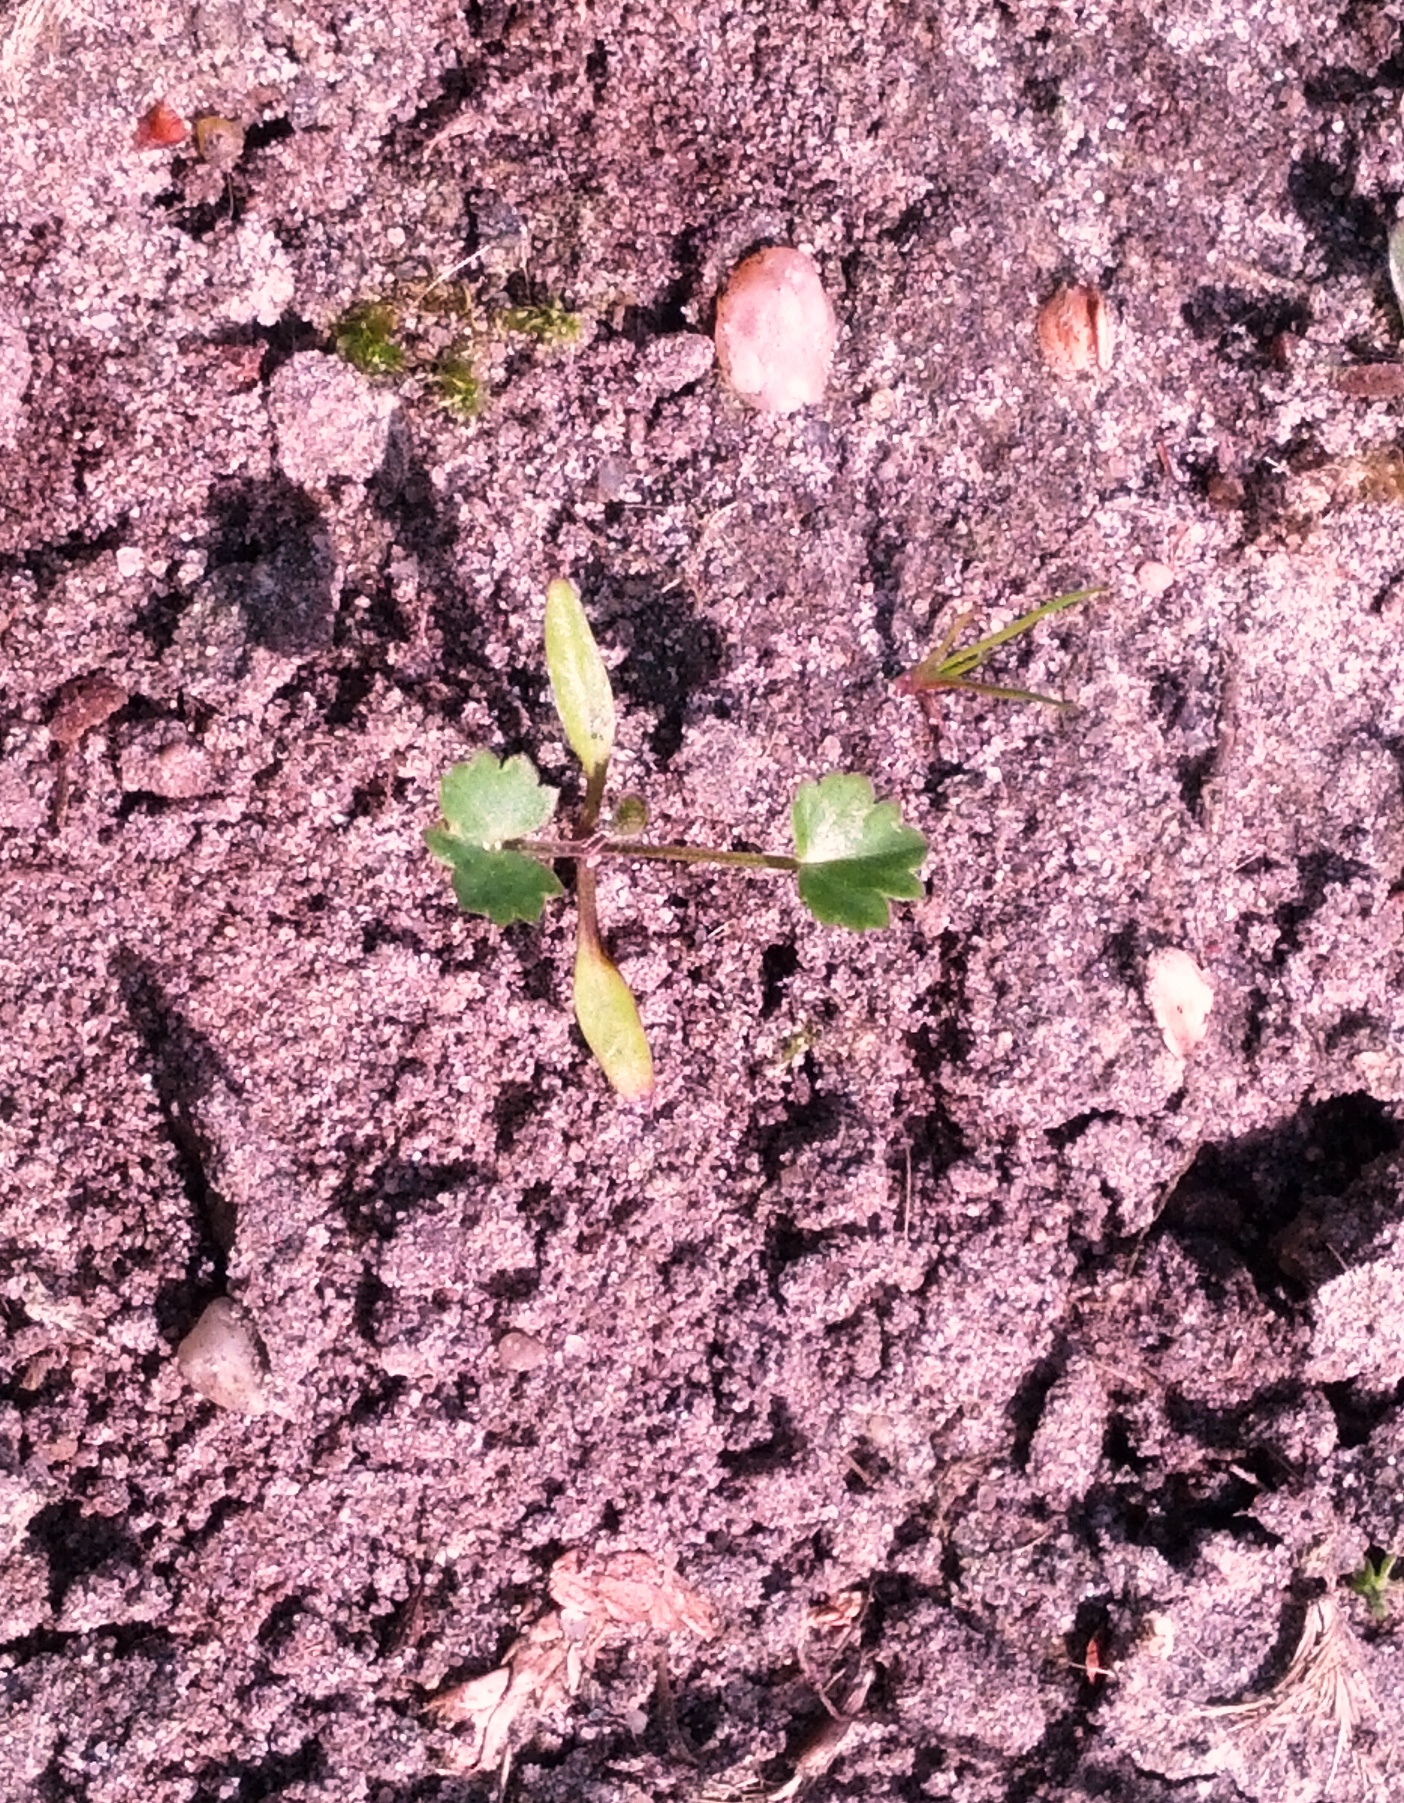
[1137,560,1176,597]
[714,247,837,414]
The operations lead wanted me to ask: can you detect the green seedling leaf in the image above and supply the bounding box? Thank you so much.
[1391,221,1404,331]
[426,751,563,926]
[544,579,615,781]
[792,772,927,930]
[426,832,564,926]
[438,750,558,847]
[898,586,1102,705]
[1347,1551,1400,1622]
[574,927,654,1101]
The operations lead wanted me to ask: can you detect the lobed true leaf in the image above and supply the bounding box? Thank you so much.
[791,773,926,930]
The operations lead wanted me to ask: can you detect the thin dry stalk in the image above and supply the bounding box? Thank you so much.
[1201,1596,1387,1798]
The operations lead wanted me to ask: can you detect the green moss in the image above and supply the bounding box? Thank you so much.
[333,303,405,376]
[499,299,583,346]
[434,353,486,420]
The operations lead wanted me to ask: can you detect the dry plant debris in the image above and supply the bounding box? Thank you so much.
[48,672,126,752]
[1145,947,1214,1057]
[1201,1596,1388,1800]
[428,1549,718,1776]
[1037,283,1115,377]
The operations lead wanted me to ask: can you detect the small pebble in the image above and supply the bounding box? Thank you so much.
[1136,560,1175,597]
[134,100,187,151]
[115,546,144,579]
[176,1298,269,1415]
[714,247,837,414]
[496,1329,547,1373]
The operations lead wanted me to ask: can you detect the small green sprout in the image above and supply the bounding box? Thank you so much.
[1347,1551,1402,1622]
[896,586,1102,707]
[333,302,406,376]
[426,579,928,1099]
[499,299,583,346]
[434,352,486,420]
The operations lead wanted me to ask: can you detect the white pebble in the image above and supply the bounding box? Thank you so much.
[714,247,837,414]
[176,1298,269,1415]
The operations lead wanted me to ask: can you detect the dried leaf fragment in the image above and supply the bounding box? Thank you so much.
[1335,363,1404,400]
[1145,947,1213,1057]
[49,673,126,751]
[428,1609,578,1774]
[549,1548,719,1639]
[1037,284,1115,377]
[134,100,187,150]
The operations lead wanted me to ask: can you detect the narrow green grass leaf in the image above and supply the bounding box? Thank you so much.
[544,579,615,779]
[792,773,927,930]
[900,586,1101,699]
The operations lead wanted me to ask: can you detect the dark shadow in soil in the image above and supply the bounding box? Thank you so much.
[114,952,238,1326]
[190,1736,326,1803]
[205,474,338,654]
[330,1153,488,1246]
[742,1053,851,1185]
[1083,1447,1270,1570]
[575,562,726,766]
[1287,150,1391,278]
[1157,1088,1402,1303]
[26,1500,145,1613]
[1182,285,1312,368]
[1267,848,1373,967]
[370,423,545,749]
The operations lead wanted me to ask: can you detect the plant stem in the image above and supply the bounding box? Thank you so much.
[518,836,799,873]
[575,861,603,952]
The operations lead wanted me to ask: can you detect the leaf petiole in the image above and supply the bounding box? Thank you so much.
[516,835,800,873]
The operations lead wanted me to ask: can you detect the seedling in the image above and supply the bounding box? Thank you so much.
[896,586,1102,707]
[334,302,405,376]
[426,580,927,1099]
[499,299,583,346]
[1346,1551,1402,1623]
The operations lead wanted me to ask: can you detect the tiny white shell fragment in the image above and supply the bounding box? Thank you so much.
[176,1297,269,1415]
[1145,948,1213,1057]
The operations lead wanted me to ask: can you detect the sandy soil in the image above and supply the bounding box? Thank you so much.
[3,2,1404,1799]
